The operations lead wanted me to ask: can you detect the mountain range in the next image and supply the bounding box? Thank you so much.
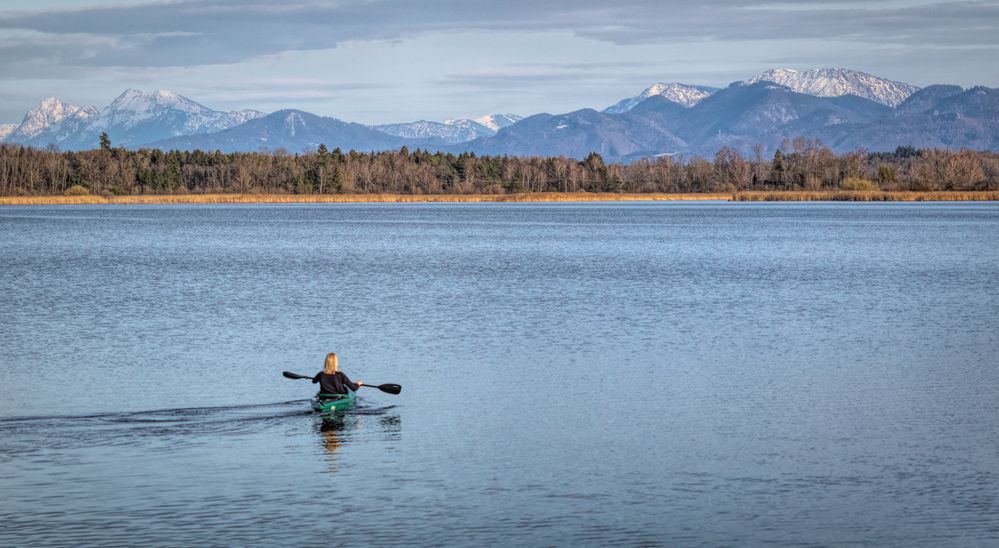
[154,109,410,153]
[5,90,264,150]
[372,114,522,144]
[2,68,997,161]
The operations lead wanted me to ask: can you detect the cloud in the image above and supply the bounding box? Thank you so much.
[0,0,996,75]
[439,62,670,91]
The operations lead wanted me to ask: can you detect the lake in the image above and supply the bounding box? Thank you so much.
[1,202,998,545]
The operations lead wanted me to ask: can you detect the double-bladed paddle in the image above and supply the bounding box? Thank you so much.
[282,371,402,395]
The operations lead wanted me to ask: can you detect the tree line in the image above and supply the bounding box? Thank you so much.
[1,136,997,196]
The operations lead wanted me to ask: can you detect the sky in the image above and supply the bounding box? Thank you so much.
[0,0,997,124]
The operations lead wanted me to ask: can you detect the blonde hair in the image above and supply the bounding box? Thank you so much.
[323,352,339,375]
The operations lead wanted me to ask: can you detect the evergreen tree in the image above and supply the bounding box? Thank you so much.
[771,149,785,185]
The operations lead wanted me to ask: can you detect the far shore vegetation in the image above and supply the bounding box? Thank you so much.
[1,135,997,203]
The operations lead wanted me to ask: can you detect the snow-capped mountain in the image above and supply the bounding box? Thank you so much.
[442,118,495,140]
[470,80,999,161]
[745,68,919,107]
[373,114,523,143]
[143,81,999,160]
[0,124,17,141]
[471,114,522,131]
[604,83,718,113]
[5,68,994,159]
[98,89,262,136]
[6,90,264,149]
[8,98,98,142]
[373,119,491,143]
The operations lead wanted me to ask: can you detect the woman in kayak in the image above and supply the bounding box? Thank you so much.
[312,352,363,394]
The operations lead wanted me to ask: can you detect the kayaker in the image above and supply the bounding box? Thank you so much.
[312,352,363,395]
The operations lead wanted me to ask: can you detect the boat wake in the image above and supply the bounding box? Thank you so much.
[0,399,398,459]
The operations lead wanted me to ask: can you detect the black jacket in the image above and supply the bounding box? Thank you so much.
[312,371,359,395]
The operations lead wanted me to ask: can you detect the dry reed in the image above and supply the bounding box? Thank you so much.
[3,191,998,206]
[732,191,999,202]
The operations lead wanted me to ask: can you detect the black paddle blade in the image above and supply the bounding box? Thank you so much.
[283,371,311,380]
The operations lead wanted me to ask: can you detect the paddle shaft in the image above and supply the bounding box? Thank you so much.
[282,371,401,394]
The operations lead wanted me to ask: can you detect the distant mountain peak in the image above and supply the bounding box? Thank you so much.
[38,96,63,108]
[107,88,209,115]
[471,113,523,131]
[12,97,96,140]
[374,118,489,144]
[373,114,521,143]
[0,123,17,141]
[745,68,919,107]
[604,83,718,113]
[442,118,482,128]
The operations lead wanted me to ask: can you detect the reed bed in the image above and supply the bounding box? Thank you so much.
[3,191,998,206]
[733,191,999,202]
[0,192,732,205]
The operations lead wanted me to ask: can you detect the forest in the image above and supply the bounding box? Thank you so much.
[1,136,997,196]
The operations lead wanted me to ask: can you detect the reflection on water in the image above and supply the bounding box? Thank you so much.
[319,418,344,436]
[319,420,343,471]
[315,407,402,473]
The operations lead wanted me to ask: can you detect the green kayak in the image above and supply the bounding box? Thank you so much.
[311,390,357,414]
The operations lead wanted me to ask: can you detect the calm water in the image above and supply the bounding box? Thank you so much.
[1,202,998,546]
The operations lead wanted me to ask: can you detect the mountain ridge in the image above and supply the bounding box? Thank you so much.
[7,90,264,149]
[745,68,919,107]
[151,109,410,153]
[604,83,719,113]
[372,114,523,143]
[2,69,996,162]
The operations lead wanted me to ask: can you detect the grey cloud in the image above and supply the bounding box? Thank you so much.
[0,0,996,73]
[574,1,999,46]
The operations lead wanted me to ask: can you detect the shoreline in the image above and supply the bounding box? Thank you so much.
[1,190,997,205]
